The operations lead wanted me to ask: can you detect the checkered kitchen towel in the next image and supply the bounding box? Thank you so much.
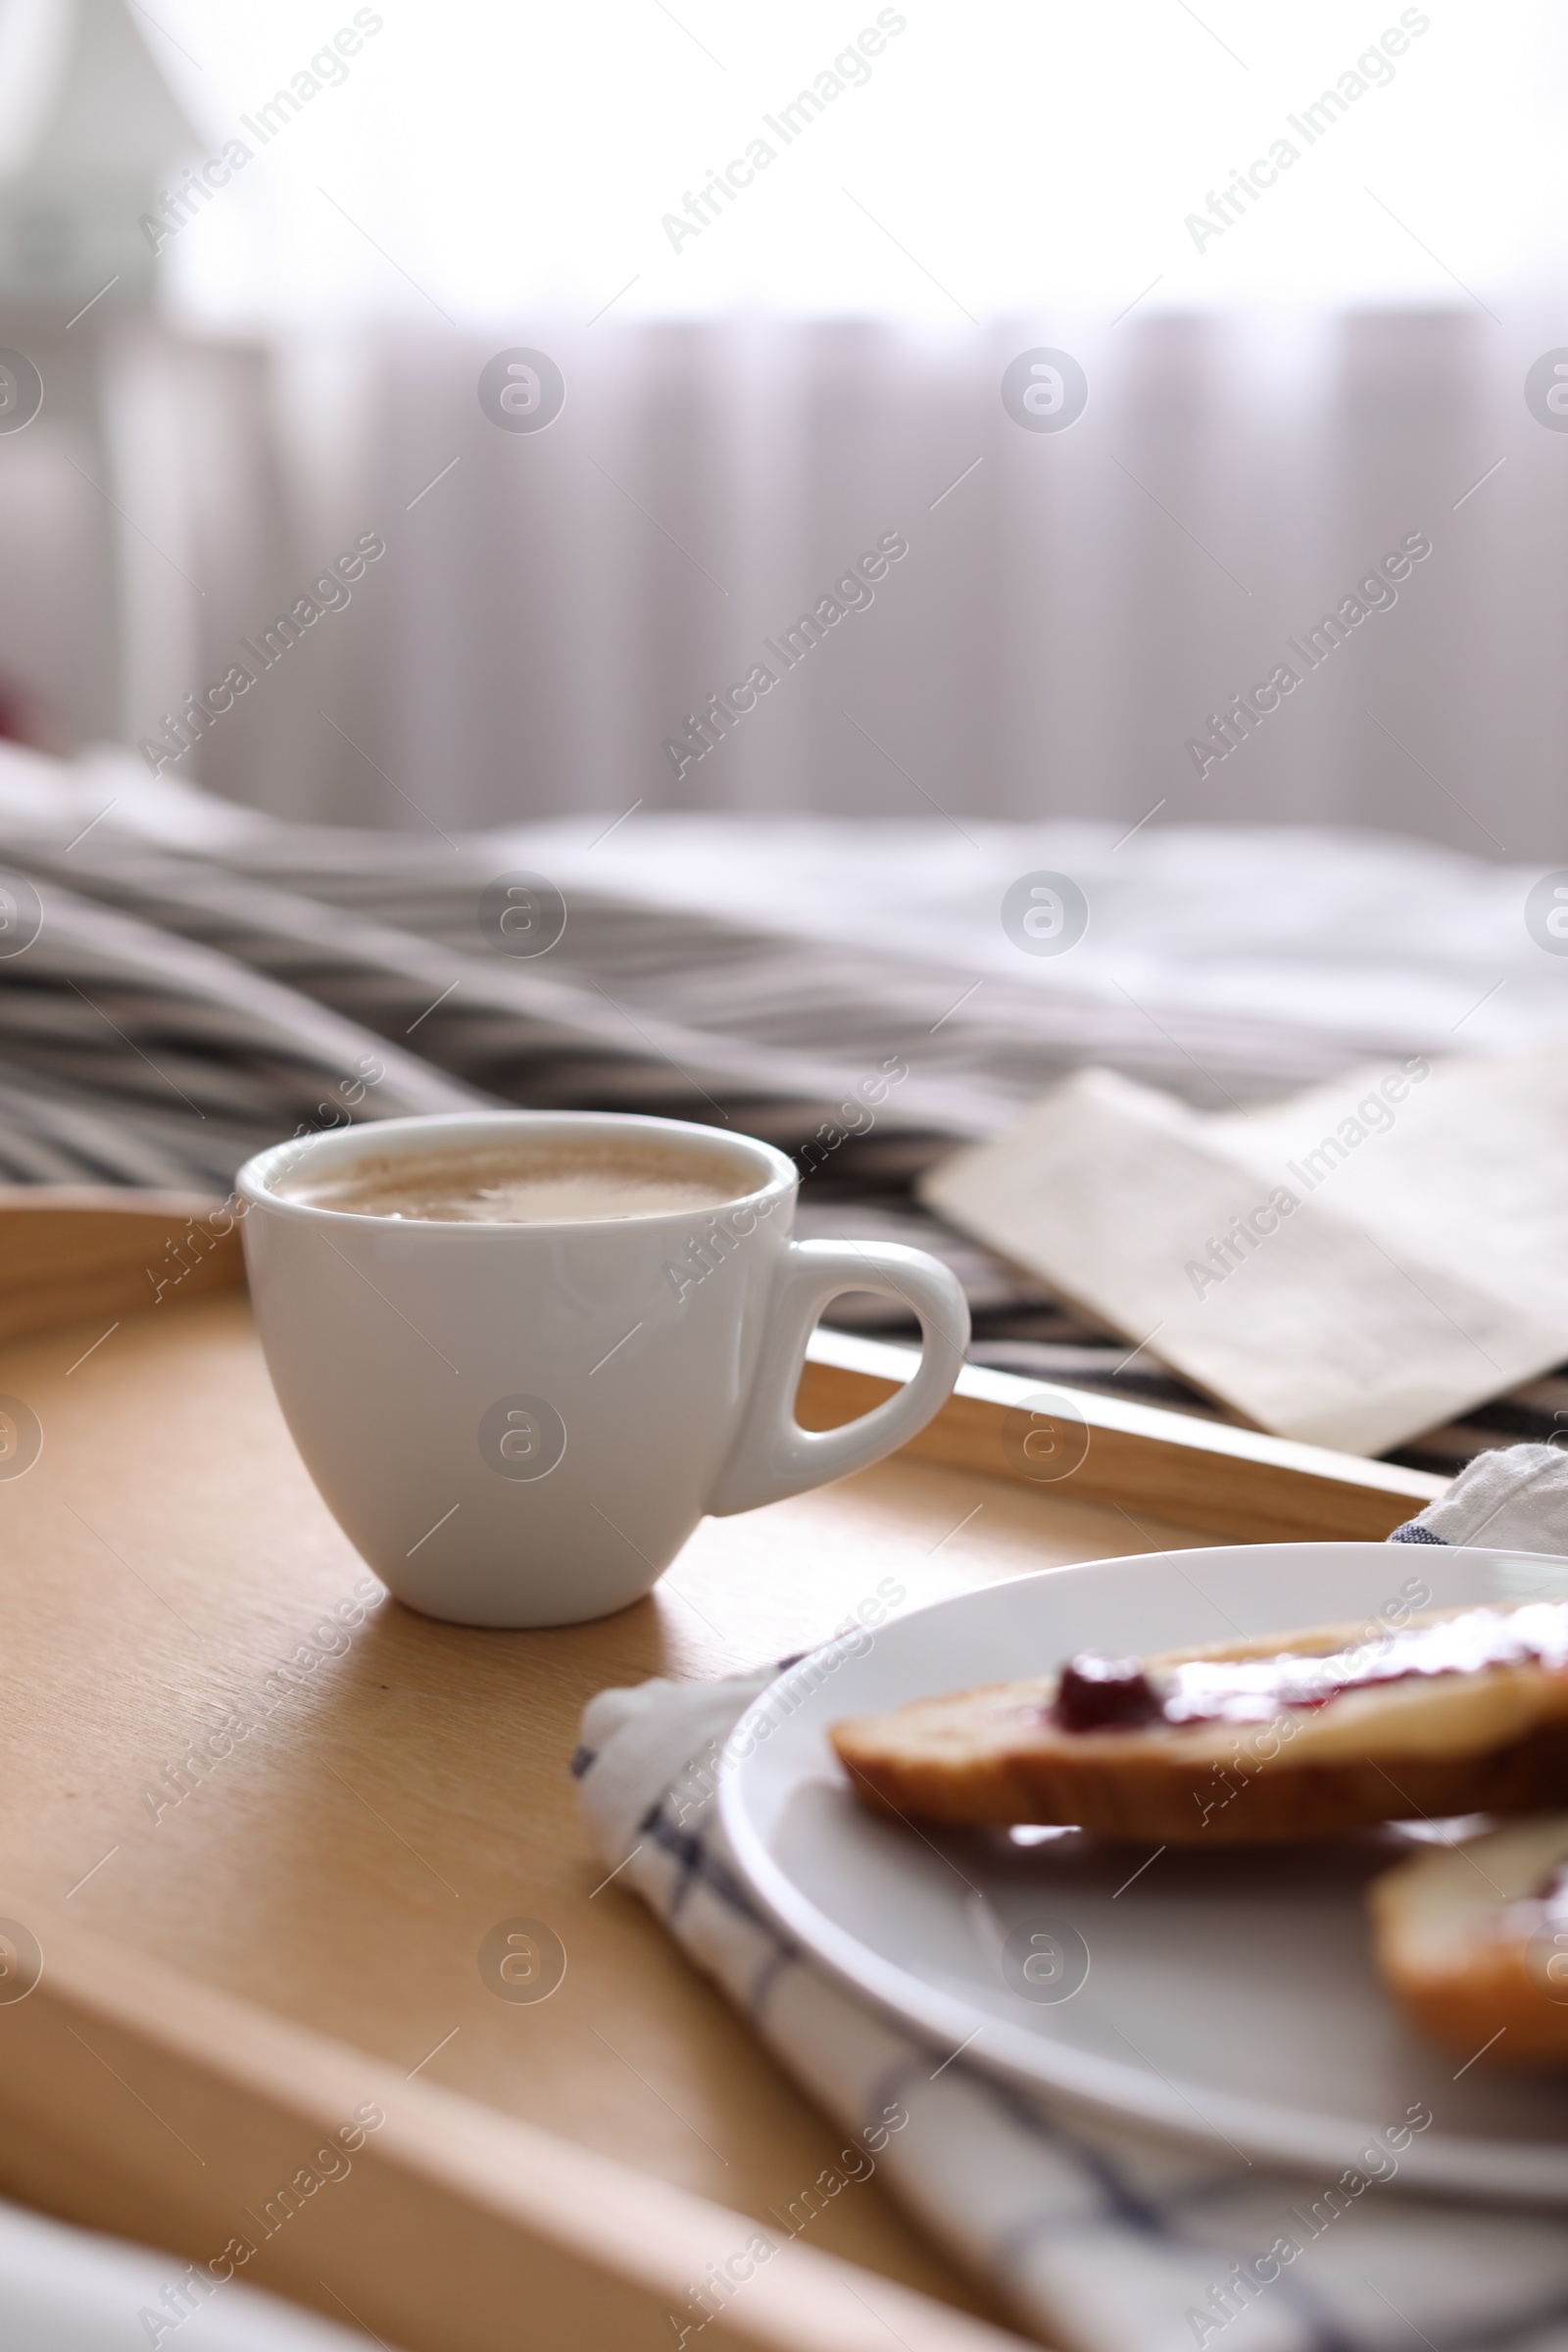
[1389,1443,1568,1550]
[574,1448,1568,2352]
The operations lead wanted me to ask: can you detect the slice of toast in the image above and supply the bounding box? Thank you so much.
[830,1603,1568,1842]
[1368,1815,1568,2064]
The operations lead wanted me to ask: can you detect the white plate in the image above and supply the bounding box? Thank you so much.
[718,1541,1568,2202]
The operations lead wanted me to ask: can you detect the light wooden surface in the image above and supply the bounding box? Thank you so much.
[800,1331,1445,1540]
[0,1898,1032,2352]
[0,1198,1437,2350]
[0,1185,242,1344]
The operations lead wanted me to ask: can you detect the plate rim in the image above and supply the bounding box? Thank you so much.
[717,1541,1568,2204]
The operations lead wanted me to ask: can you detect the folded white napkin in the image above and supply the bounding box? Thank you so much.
[575,1446,1568,2352]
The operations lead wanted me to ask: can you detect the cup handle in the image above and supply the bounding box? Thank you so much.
[705,1239,971,1516]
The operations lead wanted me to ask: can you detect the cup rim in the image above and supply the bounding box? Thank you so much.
[235,1109,798,1234]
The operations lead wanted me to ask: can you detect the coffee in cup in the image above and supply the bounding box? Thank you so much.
[277,1138,742,1225]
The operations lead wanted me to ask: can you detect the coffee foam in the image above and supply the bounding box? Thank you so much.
[277,1138,746,1225]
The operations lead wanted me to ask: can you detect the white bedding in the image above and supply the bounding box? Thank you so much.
[512,809,1568,1060]
[0,2196,374,2350]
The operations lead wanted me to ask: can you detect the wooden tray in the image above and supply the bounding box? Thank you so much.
[0,1195,1445,2352]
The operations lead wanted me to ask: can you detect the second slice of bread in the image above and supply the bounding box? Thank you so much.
[1368,1815,1568,2063]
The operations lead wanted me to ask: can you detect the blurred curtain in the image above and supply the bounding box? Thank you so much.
[0,308,1559,857]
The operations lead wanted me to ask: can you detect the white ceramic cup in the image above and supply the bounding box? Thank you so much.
[236,1110,970,1627]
